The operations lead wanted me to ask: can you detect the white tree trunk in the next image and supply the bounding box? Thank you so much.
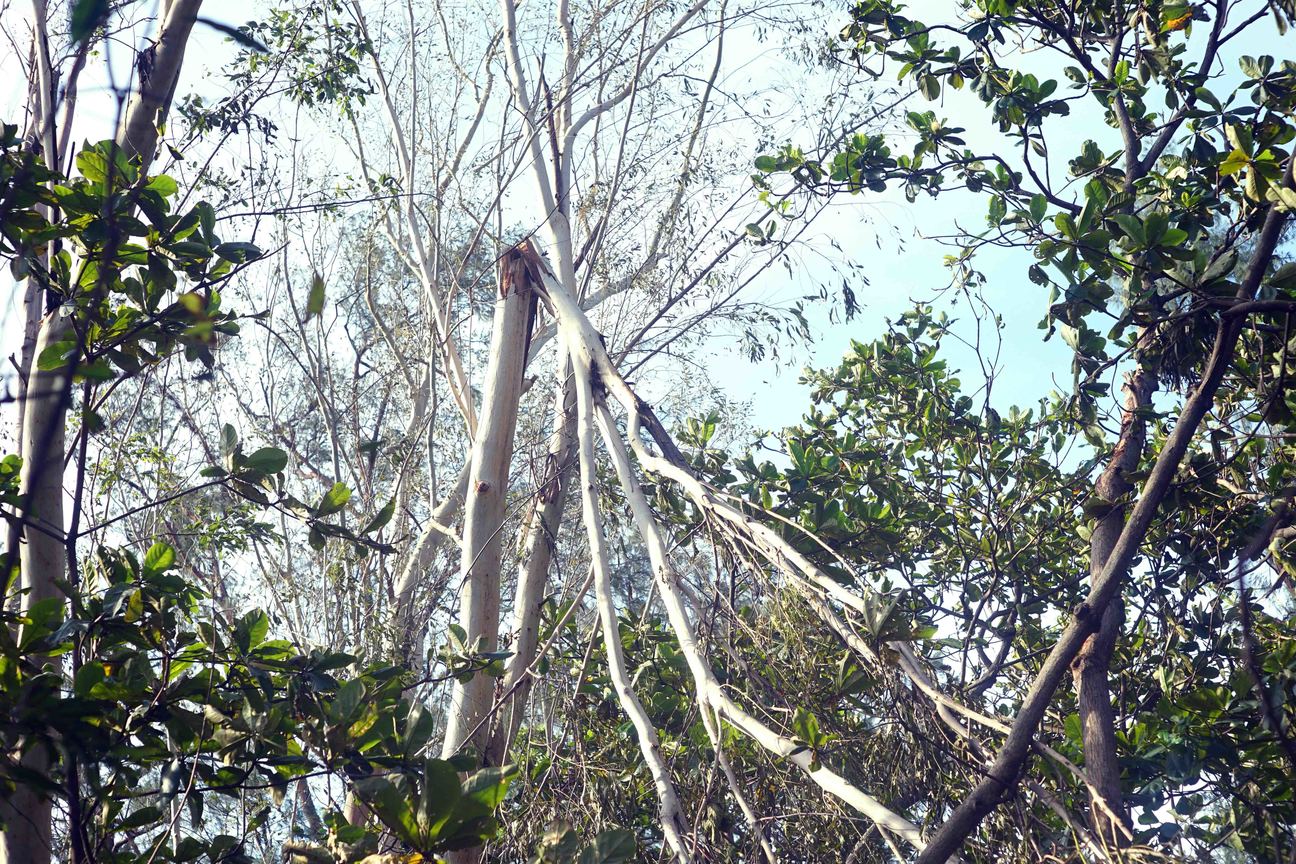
[484,353,577,767]
[440,270,533,761]
[116,0,204,173]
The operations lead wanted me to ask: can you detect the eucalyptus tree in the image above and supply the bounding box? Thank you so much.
[172,9,902,860]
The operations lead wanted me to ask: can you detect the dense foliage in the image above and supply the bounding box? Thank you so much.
[2,0,1295,862]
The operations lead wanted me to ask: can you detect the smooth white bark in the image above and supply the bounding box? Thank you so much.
[441,279,532,760]
[571,346,694,863]
[486,352,577,766]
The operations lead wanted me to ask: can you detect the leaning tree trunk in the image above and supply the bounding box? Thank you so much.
[1074,365,1154,848]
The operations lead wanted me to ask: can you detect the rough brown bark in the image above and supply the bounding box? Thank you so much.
[915,171,1292,864]
[1073,366,1154,847]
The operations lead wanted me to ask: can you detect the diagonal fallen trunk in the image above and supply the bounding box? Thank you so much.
[523,245,930,854]
[570,350,695,862]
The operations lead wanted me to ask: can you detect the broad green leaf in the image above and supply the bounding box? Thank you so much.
[306,272,325,320]
[146,174,179,197]
[315,481,352,517]
[220,424,239,461]
[576,830,638,864]
[70,0,110,42]
[36,340,77,371]
[416,758,462,840]
[334,679,365,722]
[242,447,288,475]
[361,498,396,534]
[143,543,176,573]
[73,661,106,697]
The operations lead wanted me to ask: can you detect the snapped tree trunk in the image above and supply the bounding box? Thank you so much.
[440,250,536,762]
[484,357,576,767]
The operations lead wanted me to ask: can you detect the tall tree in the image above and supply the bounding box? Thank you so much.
[5,3,211,860]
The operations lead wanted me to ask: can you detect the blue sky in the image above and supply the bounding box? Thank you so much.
[709,0,1287,436]
[1,0,1285,445]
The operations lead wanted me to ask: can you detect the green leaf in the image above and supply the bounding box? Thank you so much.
[334,679,365,722]
[577,830,638,864]
[1112,214,1145,245]
[70,0,111,43]
[196,16,270,52]
[214,242,263,263]
[242,447,288,475]
[1029,194,1047,223]
[1269,261,1296,292]
[1219,149,1250,177]
[792,707,822,746]
[315,481,352,517]
[233,609,269,652]
[146,174,179,197]
[361,498,396,535]
[306,272,326,320]
[416,758,462,840]
[1193,86,1222,111]
[354,777,420,845]
[36,340,77,371]
[220,424,239,461]
[144,543,176,574]
[461,765,513,809]
[116,805,163,832]
[73,661,106,697]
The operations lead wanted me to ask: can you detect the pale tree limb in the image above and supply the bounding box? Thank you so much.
[699,707,778,864]
[392,461,471,661]
[116,0,204,174]
[571,340,695,864]
[347,0,480,436]
[485,350,578,767]
[560,0,707,156]
[590,396,927,851]
[512,251,926,848]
